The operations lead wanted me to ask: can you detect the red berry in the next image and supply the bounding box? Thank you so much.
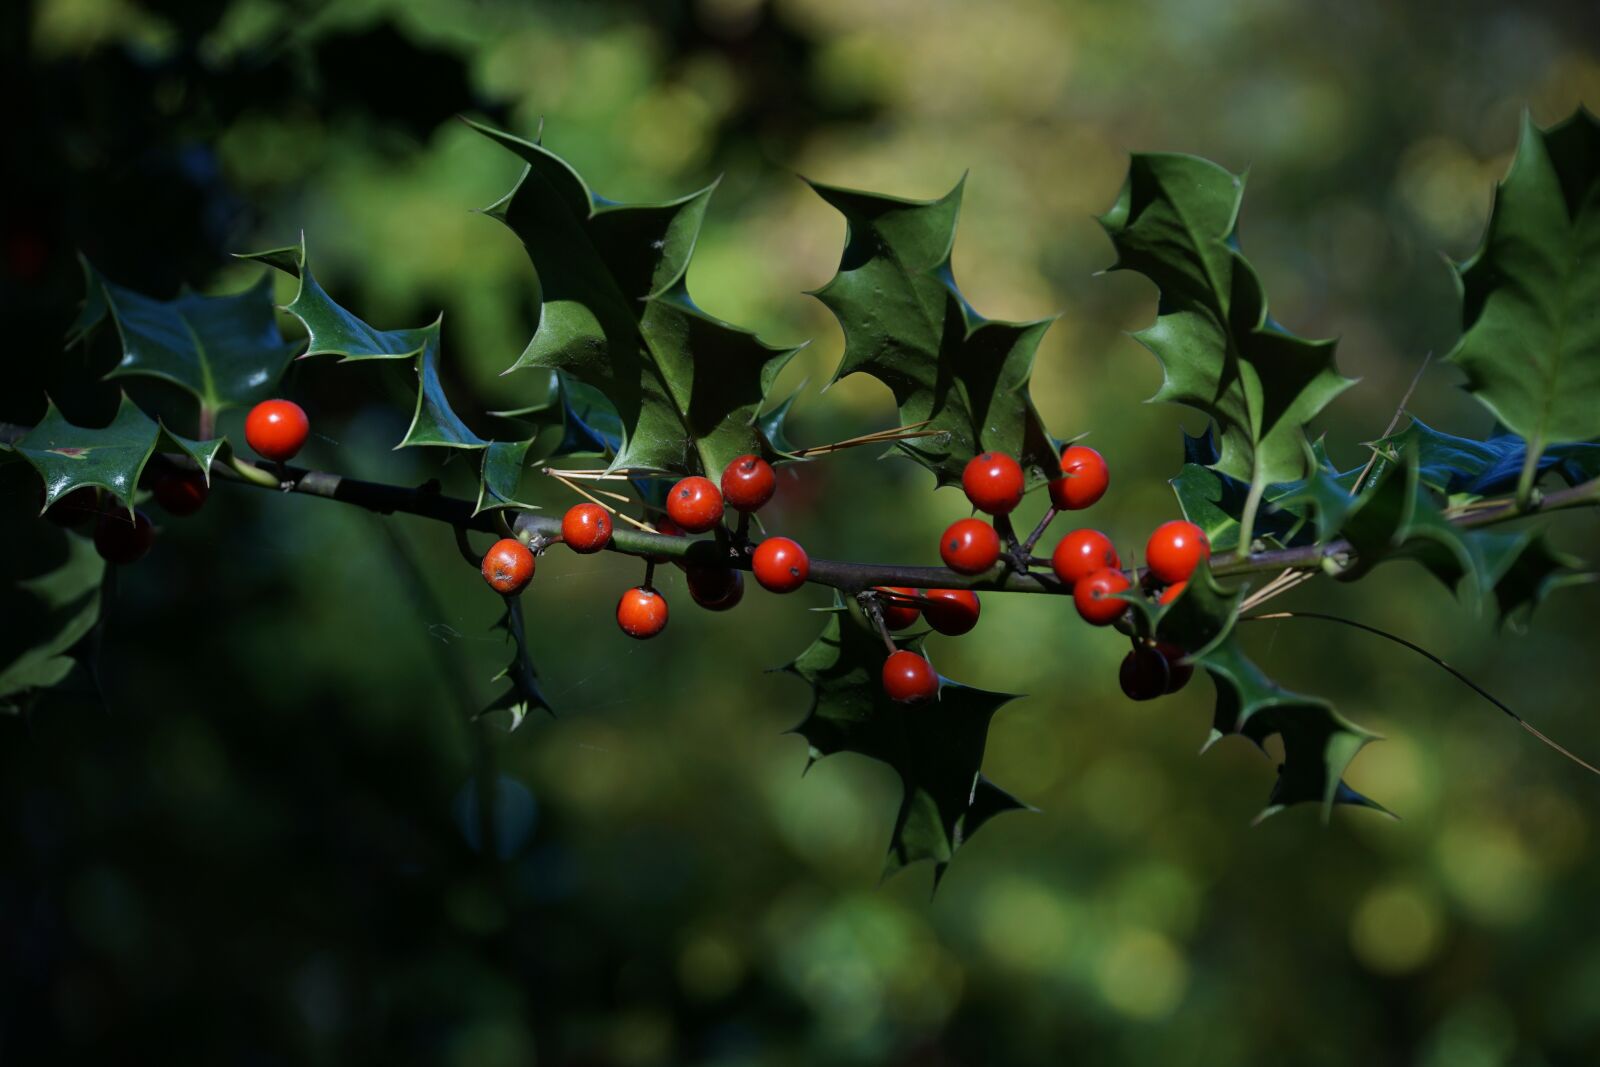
[666,476,724,533]
[1074,567,1131,626]
[882,649,938,704]
[93,509,155,565]
[878,587,921,631]
[616,586,669,638]
[1050,529,1120,587]
[961,452,1025,515]
[720,454,777,513]
[42,485,102,527]
[481,538,535,596]
[1146,520,1210,585]
[940,517,1001,574]
[1158,581,1187,606]
[687,565,744,611]
[1119,646,1171,701]
[922,588,981,636]
[244,399,309,462]
[1157,642,1194,693]
[151,468,208,517]
[561,503,612,554]
[752,536,809,593]
[1048,444,1109,511]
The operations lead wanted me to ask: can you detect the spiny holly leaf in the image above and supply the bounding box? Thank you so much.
[1,529,105,714]
[1474,530,1588,627]
[467,119,801,479]
[1371,417,1600,498]
[1101,154,1354,495]
[1197,637,1387,823]
[477,439,538,515]
[1173,426,1356,550]
[72,258,300,418]
[399,325,486,450]
[237,239,433,361]
[1447,109,1600,470]
[16,396,162,513]
[161,427,228,484]
[807,180,1061,489]
[479,598,552,730]
[782,594,1025,886]
[1154,559,1243,657]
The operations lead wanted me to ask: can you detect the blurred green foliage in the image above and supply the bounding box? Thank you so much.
[4,0,1600,1064]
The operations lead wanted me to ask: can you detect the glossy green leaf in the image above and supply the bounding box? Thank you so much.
[1370,417,1600,499]
[782,594,1025,886]
[1447,109,1600,468]
[807,179,1061,488]
[238,240,434,362]
[0,530,105,713]
[480,598,552,730]
[468,120,800,479]
[1101,154,1354,493]
[15,395,161,513]
[160,427,228,484]
[1197,637,1387,823]
[476,438,538,514]
[398,326,487,450]
[73,258,300,416]
[1155,560,1243,657]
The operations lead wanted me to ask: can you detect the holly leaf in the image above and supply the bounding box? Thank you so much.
[1474,531,1587,626]
[479,597,552,730]
[806,179,1061,488]
[1155,560,1243,657]
[1,529,106,714]
[467,120,800,479]
[781,594,1025,886]
[237,239,438,362]
[1197,637,1387,823]
[1447,109,1600,469]
[1370,417,1600,498]
[1101,154,1354,498]
[73,258,300,419]
[1172,427,1356,551]
[15,395,162,513]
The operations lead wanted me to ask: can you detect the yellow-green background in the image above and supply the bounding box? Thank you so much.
[5,0,1600,1063]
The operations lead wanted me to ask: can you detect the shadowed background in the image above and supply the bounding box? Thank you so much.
[3,0,1599,1064]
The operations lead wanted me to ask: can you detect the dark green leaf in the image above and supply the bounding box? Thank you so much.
[1447,109,1600,467]
[0,530,105,713]
[16,395,162,513]
[479,597,552,729]
[468,120,800,479]
[1101,154,1354,494]
[476,439,538,514]
[73,259,300,416]
[807,179,1061,488]
[782,593,1025,885]
[1197,637,1386,823]
[1155,560,1243,657]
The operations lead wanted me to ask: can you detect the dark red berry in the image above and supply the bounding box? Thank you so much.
[878,587,921,631]
[882,649,938,704]
[1051,529,1120,587]
[922,588,980,636]
[617,586,669,638]
[1074,567,1131,626]
[151,469,208,517]
[244,399,309,462]
[561,503,613,554]
[961,452,1025,515]
[1119,646,1171,700]
[687,565,744,611]
[1047,444,1109,511]
[1157,642,1193,693]
[666,476,724,533]
[42,485,102,527]
[720,454,777,513]
[1146,521,1210,585]
[481,538,535,596]
[93,509,155,565]
[940,517,1001,574]
[752,536,809,593]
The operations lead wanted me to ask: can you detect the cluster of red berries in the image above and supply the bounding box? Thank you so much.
[876,443,1212,706]
[34,396,309,567]
[478,453,814,644]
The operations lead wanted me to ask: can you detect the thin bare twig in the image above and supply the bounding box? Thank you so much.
[1354,352,1432,494]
